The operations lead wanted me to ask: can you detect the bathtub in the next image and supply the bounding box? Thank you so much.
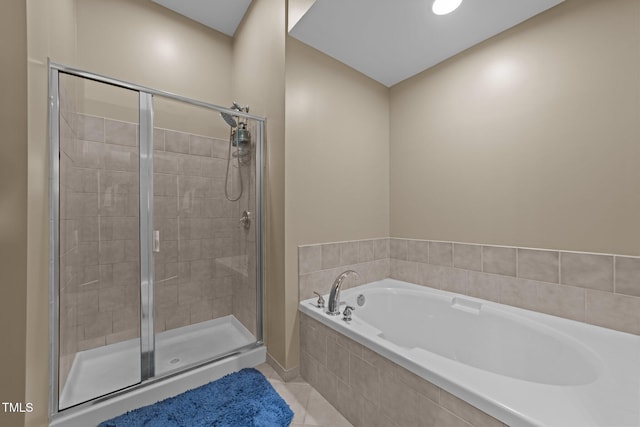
[299,279,640,427]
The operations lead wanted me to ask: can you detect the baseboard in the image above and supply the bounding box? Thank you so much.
[266,352,300,382]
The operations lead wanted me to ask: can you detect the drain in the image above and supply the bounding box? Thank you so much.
[169,358,180,365]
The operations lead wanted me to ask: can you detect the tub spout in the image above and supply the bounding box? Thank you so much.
[327,270,359,315]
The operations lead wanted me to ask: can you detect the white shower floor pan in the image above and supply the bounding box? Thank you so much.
[54,315,263,425]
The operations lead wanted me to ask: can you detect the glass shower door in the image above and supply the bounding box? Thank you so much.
[56,73,142,409]
[151,95,259,376]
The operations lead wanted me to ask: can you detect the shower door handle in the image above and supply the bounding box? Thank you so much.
[152,230,160,253]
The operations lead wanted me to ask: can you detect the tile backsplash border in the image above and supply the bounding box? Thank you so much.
[298,238,640,336]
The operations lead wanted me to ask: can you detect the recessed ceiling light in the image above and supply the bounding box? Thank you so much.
[432,0,463,15]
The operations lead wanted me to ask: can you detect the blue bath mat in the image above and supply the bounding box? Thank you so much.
[98,368,293,427]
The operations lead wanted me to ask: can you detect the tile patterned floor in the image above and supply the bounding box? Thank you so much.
[256,363,353,427]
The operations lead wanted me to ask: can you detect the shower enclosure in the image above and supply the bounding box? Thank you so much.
[48,63,264,417]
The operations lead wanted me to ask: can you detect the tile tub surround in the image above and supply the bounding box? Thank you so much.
[298,239,390,302]
[299,238,640,336]
[299,312,505,427]
[388,239,640,336]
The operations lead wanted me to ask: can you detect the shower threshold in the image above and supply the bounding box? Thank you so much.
[59,315,256,410]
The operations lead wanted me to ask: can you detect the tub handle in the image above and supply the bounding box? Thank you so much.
[313,291,325,309]
[342,305,355,322]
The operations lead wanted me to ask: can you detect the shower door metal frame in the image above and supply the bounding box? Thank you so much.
[139,92,155,381]
[48,61,266,418]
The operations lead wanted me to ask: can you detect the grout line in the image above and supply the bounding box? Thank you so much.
[558,252,562,285]
[612,256,617,294]
[176,175,181,253]
[78,280,99,288]
[423,239,430,267]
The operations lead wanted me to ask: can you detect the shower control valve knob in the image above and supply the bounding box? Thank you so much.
[313,291,325,309]
[342,306,355,322]
[239,210,251,230]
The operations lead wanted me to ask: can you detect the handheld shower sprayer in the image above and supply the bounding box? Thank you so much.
[220,102,251,202]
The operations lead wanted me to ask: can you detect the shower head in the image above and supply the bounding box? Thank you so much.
[220,102,246,128]
[220,111,237,128]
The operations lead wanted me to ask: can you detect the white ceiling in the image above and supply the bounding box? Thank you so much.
[151,0,565,87]
[289,0,565,87]
[151,0,252,37]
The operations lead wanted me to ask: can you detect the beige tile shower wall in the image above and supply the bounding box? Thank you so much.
[299,312,506,427]
[152,127,240,333]
[231,253,258,337]
[58,78,77,390]
[389,238,640,336]
[59,112,141,358]
[60,113,248,357]
[230,123,258,336]
[298,239,390,302]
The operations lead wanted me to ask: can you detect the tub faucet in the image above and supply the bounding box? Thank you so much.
[327,270,359,315]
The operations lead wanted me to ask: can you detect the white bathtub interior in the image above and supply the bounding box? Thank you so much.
[354,288,601,386]
[300,279,640,427]
[59,315,255,410]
